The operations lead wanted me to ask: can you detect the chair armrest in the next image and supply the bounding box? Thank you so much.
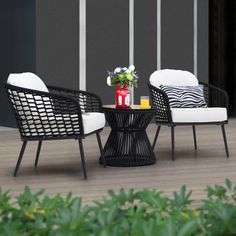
[200,81,229,111]
[47,85,103,112]
[147,83,172,123]
[5,83,84,138]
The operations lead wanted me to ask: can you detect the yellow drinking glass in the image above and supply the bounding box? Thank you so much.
[140,96,150,109]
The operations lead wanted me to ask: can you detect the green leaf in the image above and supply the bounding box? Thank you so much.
[107,205,118,224]
[177,220,198,236]
[226,179,232,190]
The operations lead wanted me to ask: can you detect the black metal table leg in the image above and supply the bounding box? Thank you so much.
[96,132,106,167]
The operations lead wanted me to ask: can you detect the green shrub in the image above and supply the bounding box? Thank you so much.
[1,179,236,236]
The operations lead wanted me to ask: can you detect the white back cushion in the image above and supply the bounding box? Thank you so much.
[7,73,52,136]
[7,72,49,92]
[150,69,199,88]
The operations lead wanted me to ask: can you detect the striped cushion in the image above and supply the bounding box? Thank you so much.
[160,85,207,108]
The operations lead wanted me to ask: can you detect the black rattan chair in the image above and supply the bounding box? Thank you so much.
[148,69,229,161]
[5,72,106,179]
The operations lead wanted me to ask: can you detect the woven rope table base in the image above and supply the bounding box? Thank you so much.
[102,106,156,167]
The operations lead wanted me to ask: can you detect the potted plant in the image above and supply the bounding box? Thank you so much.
[106,65,139,108]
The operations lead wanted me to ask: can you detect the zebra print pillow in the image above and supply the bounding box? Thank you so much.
[160,85,207,108]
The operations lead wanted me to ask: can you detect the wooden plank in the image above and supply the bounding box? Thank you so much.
[0,119,235,206]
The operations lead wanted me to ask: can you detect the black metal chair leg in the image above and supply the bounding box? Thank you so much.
[78,139,87,179]
[96,132,106,167]
[34,141,42,167]
[171,126,175,161]
[152,125,161,150]
[221,124,229,157]
[14,141,27,177]
[192,125,197,150]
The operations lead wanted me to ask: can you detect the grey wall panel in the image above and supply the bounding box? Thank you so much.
[134,0,157,104]
[0,0,36,127]
[198,0,209,83]
[162,0,194,72]
[36,0,79,89]
[86,0,129,104]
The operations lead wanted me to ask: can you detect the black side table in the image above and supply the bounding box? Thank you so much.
[101,105,156,166]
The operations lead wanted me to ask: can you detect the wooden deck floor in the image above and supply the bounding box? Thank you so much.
[0,119,235,206]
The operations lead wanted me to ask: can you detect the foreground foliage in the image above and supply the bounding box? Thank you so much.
[1,179,236,236]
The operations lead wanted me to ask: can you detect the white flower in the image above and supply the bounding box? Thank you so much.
[126,69,131,74]
[106,76,111,86]
[114,67,121,74]
[123,67,128,71]
[129,65,135,71]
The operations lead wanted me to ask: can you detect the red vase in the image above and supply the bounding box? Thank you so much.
[115,84,130,108]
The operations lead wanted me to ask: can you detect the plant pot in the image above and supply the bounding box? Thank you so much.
[115,84,130,108]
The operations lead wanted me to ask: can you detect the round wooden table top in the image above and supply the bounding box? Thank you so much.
[103,104,152,110]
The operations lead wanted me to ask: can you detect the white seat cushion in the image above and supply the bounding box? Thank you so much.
[53,112,105,135]
[55,112,105,135]
[50,112,105,135]
[22,112,105,137]
[82,112,105,134]
[171,107,227,123]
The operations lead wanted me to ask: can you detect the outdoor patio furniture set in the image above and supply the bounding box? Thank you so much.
[4,70,229,179]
